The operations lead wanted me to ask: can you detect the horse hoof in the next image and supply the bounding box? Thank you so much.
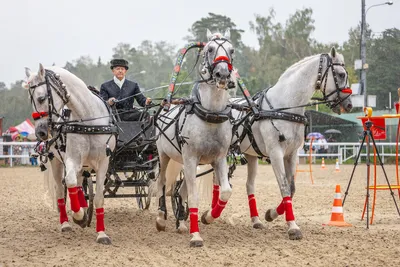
[61,222,72,232]
[73,211,88,229]
[96,236,112,245]
[201,211,211,225]
[288,229,303,240]
[253,222,265,229]
[265,209,275,222]
[156,218,166,232]
[190,240,204,247]
[177,225,188,234]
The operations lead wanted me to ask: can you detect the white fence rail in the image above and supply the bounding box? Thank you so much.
[0,142,37,167]
[299,142,399,164]
[0,141,399,167]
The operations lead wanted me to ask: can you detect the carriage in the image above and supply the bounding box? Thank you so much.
[80,107,160,226]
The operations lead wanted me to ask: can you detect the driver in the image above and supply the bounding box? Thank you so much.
[100,59,151,121]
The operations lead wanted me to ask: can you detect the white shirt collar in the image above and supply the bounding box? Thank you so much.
[113,76,125,89]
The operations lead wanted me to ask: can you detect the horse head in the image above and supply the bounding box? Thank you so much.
[23,64,69,141]
[319,47,353,114]
[201,29,235,89]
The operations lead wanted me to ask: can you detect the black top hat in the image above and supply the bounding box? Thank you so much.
[110,59,129,70]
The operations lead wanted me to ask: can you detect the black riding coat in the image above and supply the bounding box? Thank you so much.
[99,79,147,110]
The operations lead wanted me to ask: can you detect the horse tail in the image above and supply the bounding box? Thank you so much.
[165,160,183,193]
[149,161,214,206]
[197,165,214,205]
[148,159,183,203]
[43,162,57,210]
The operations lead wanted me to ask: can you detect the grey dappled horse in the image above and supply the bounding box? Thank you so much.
[155,30,235,247]
[231,48,352,239]
[24,65,116,244]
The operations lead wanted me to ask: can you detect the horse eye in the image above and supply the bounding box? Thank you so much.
[208,47,213,53]
[37,96,46,104]
[230,48,235,54]
[338,73,346,79]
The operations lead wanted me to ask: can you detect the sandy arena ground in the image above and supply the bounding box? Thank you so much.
[1,164,400,267]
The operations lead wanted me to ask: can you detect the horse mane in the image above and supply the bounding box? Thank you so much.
[278,52,344,82]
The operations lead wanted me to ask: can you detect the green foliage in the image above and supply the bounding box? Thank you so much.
[366,28,400,109]
[1,9,399,132]
[0,81,32,130]
[186,12,245,48]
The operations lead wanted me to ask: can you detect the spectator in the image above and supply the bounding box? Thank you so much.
[317,137,328,154]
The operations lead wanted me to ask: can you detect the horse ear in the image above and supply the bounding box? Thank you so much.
[25,67,32,78]
[38,63,45,79]
[206,29,212,40]
[330,47,337,58]
[224,29,231,40]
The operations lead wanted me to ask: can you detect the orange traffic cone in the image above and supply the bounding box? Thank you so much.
[323,185,352,227]
[321,157,327,169]
[334,159,340,172]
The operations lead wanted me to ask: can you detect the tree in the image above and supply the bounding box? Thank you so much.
[248,8,318,93]
[367,28,400,109]
[0,80,31,130]
[0,82,7,91]
[186,13,244,48]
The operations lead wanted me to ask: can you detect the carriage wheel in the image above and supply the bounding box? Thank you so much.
[171,171,188,227]
[82,174,94,227]
[134,171,150,210]
[85,176,94,227]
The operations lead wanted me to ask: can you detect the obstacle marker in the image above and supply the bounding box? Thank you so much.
[335,159,340,172]
[321,157,326,169]
[323,184,352,227]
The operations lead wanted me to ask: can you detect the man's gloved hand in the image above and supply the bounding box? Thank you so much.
[107,97,116,106]
[145,97,152,105]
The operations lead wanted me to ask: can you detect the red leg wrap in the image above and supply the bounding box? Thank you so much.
[248,194,259,217]
[211,199,227,219]
[189,208,199,234]
[212,185,220,209]
[57,198,68,224]
[283,196,295,221]
[77,186,88,208]
[68,187,81,213]
[96,208,105,232]
[276,200,285,215]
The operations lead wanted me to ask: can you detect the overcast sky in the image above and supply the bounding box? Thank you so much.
[1,0,399,86]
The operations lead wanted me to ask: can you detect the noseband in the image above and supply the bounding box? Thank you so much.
[315,54,352,109]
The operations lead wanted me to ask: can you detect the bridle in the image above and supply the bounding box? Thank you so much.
[28,69,70,134]
[314,53,352,109]
[200,36,234,88]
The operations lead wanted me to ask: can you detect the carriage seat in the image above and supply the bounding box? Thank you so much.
[115,120,156,149]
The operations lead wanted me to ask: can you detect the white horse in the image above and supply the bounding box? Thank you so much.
[24,65,116,244]
[230,47,353,239]
[155,30,236,247]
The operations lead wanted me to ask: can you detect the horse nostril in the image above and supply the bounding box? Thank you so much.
[347,103,353,110]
